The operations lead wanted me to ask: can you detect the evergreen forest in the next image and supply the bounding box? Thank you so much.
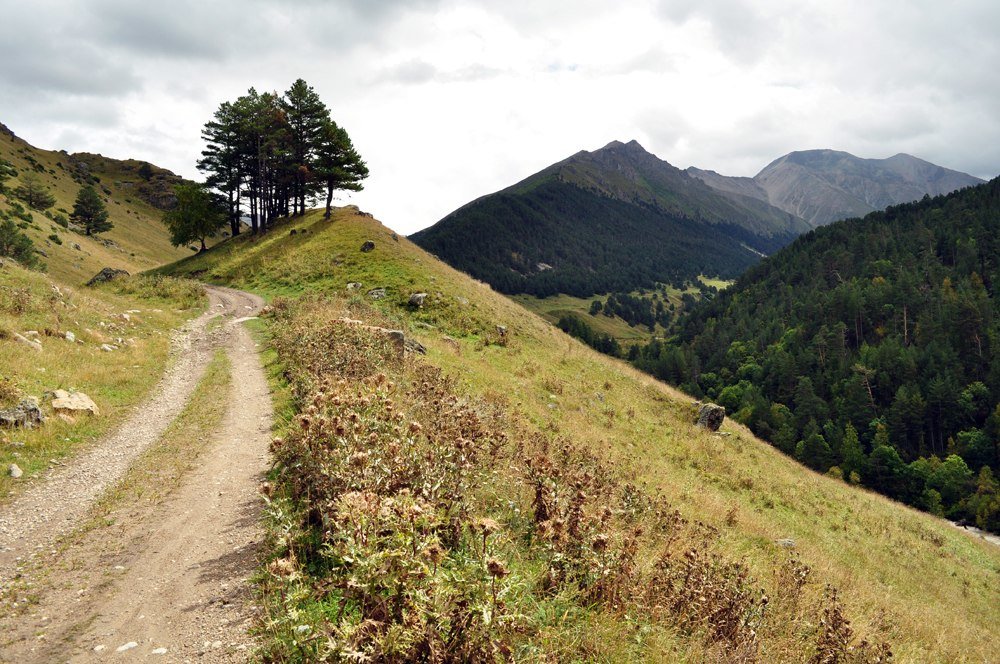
[633,180,1000,531]
[412,177,762,297]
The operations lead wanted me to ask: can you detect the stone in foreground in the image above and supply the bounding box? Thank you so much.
[0,397,45,428]
[50,389,100,416]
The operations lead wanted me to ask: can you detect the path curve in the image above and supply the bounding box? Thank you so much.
[0,285,272,663]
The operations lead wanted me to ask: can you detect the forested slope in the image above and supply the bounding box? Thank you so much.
[646,179,1000,530]
[412,140,806,297]
[0,122,201,283]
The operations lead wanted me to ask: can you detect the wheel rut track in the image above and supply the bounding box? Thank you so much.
[0,285,273,663]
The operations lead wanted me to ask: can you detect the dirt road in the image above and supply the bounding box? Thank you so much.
[0,286,273,662]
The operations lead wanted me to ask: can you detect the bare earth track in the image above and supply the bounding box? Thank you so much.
[0,286,272,663]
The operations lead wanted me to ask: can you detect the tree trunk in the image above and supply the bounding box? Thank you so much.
[325,180,333,218]
[199,237,207,252]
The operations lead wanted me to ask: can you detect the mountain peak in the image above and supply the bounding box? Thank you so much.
[753,149,983,226]
[598,139,647,153]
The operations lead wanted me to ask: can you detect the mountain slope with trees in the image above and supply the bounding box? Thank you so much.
[644,178,1000,531]
[0,122,201,283]
[411,140,809,297]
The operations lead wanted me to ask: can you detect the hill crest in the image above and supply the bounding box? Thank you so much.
[0,121,203,283]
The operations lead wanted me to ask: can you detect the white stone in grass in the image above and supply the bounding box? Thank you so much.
[116,641,138,652]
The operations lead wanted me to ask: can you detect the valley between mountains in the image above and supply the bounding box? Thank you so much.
[1,117,999,662]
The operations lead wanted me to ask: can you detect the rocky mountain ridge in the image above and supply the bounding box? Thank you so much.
[688,148,984,227]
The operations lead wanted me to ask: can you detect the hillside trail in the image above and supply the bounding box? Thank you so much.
[0,285,273,663]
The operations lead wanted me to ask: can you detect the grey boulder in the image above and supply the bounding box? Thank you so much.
[695,403,726,431]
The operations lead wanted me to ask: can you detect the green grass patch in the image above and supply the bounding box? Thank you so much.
[90,349,231,517]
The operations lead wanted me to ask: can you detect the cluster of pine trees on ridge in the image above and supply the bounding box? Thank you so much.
[197,78,368,237]
[635,179,1000,532]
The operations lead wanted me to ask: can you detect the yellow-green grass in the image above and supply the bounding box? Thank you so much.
[513,277,732,345]
[89,349,231,519]
[0,127,208,284]
[512,292,658,342]
[164,207,1000,662]
[698,275,733,290]
[0,261,204,501]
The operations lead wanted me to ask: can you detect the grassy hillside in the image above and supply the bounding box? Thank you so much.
[513,277,733,347]
[513,292,658,343]
[164,208,999,662]
[0,122,209,284]
[0,259,203,500]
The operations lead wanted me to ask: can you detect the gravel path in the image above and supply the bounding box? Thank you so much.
[0,286,272,663]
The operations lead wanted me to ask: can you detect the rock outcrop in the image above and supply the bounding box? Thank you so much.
[86,267,130,286]
[0,397,44,429]
[695,402,725,431]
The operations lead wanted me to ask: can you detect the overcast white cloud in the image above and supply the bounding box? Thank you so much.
[1,0,997,234]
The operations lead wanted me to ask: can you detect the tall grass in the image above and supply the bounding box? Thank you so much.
[257,296,892,662]
[164,208,999,662]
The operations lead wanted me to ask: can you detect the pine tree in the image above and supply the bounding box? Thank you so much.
[14,172,57,211]
[316,120,368,218]
[282,79,329,216]
[197,80,369,234]
[840,422,868,480]
[795,419,833,471]
[0,218,38,267]
[199,101,244,236]
[70,185,112,236]
[162,183,226,252]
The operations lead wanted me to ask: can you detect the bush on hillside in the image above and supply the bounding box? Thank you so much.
[0,217,39,268]
[257,296,892,661]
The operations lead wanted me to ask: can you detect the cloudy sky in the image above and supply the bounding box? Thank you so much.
[1,0,998,234]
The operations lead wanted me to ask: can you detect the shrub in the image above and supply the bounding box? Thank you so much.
[257,297,893,661]
[0,218,39,268]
